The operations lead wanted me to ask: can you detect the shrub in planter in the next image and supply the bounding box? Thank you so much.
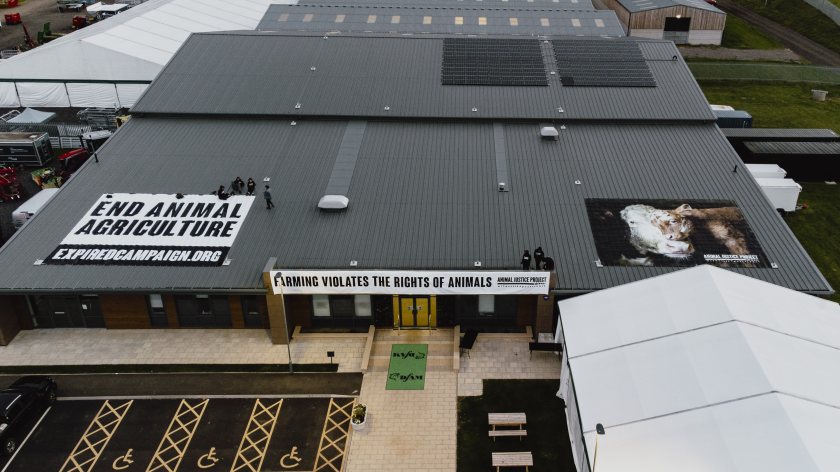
[351,403,367,430]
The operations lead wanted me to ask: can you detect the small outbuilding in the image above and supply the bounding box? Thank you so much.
[601,0,726,45]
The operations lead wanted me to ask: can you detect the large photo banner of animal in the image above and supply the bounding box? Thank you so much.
[585,199,768,268]
[45,193,255,266]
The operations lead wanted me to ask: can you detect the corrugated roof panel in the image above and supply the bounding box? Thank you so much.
[745,141,840,155]
[257,4,624,36]
[617,0,723,13]
[0,118,828,294]
[132,33,715,121]
[305,0,595,8]
[721,128,840,140]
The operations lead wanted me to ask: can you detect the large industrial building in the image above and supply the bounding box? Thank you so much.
[600,0,726,44]
[0,29,830,346]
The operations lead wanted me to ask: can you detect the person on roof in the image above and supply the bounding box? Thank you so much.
[521,250,531,270]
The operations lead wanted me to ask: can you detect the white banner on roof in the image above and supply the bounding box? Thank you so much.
[46,193,254,266]
[270,270,551,295]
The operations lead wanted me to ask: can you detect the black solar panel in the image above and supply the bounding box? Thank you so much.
[442,38,548,86]
[552,40,656,88]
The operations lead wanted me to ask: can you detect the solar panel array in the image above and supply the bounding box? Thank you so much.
[552,40,656,87]
[442,38,548,86]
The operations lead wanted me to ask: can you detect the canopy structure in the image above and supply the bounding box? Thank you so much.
[0,0,293,108]
[556,265,840,472]
[85,2,130,13]
[5,108,55,123]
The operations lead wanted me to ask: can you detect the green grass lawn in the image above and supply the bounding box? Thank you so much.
[690,63,840,83]
[783,184,840,302]
[721,14,783,49]
[458,379,575,472]
[733,0,840,55]
[699,81,840,129]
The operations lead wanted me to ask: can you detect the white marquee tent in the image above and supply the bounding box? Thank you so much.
[0,0,294,108]
[556,265,840,472]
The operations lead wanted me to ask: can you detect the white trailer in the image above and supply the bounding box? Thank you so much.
[746,164,787,180]
[12,188,60,229]
[755,178,801,212]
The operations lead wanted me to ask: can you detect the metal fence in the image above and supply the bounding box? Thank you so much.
[0,122,93,149]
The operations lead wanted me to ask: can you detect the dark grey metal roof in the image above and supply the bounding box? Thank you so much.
[0,117,829,294]
[721,128,840,141]
[131,33,715,122]
[617,0,722,14]
[304,0,597,9]
[257,4,624,37]
[745,141,840,155]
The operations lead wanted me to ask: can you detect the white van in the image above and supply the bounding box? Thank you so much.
[12,188,60,230]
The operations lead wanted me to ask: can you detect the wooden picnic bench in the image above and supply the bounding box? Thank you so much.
[492,451,533,471]
[488,412,527,441]
[488,429,527,438]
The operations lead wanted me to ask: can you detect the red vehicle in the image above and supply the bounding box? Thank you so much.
[0,166,23,203]
[57,148,90,181]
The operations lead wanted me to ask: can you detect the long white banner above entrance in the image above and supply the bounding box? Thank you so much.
[269,270,551,295]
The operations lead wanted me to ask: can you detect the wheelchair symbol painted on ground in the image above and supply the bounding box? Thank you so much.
[112,448,134,470]
[280,446,302,469]
[197,447,220,469]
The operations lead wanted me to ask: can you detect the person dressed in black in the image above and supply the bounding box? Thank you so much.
[246,177,256,196]
[543,256,555,271]
[521,250,531,270]
[534,246,545,270]
[232,176,244,195]
[217,184,229,200]
[264,185,274,209]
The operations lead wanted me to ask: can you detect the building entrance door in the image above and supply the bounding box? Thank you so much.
[399,296,431,328]
[663,17,691,44]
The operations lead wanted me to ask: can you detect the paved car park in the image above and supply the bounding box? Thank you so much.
[2,396,355,472]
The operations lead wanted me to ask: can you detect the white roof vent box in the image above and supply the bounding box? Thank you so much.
[540,126,559,140]
[318,195,349,212]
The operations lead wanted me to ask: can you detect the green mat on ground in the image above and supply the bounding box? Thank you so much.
[386,344,428,390]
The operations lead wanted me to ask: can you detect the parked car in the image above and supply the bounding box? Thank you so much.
[0,376,57,456]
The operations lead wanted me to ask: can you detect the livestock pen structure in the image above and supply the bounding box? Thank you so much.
[600,0,726,44]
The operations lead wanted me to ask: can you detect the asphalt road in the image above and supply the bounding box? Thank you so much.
[716,0,840,67]
[0,0,80,51]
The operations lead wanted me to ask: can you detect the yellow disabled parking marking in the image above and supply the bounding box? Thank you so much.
[60,400,134,472]
[313,398,354,472]
[230,399,284,472]
[146,399,210,472]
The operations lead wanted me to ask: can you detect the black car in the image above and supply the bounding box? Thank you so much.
[0,376,57,456]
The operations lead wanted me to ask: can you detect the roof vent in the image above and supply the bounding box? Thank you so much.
[318,195,349,212]
[541,126,559,140]
[498,182,508,192]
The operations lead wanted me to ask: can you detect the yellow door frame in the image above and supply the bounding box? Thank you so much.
[392,295,437,329]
